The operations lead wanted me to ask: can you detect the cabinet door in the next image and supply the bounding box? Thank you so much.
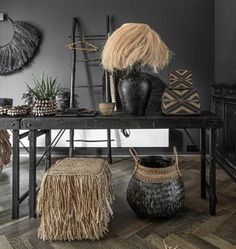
[225,100,236,167]
[212,97,224,156]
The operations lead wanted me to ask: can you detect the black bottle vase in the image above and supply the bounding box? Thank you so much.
[118,75,152,115]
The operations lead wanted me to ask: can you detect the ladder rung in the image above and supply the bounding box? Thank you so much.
[75,85,103,88]
[76,59,101,62]
[68,35,107,40]
[66,139,115,142]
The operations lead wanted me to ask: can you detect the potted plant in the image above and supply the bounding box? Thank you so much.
[102,23,171,115]
[26,73,61,116]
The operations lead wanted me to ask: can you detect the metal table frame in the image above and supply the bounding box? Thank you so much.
[0,111,223,219]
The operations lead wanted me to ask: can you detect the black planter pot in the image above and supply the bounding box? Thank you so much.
[118,75,152,115]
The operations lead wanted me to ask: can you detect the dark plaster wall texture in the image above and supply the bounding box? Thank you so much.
[215,0,236,82]
[0,0,215,152]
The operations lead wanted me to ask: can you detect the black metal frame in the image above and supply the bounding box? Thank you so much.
[11,129,64,219]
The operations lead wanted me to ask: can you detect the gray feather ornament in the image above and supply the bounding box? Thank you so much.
[0,18,41,75]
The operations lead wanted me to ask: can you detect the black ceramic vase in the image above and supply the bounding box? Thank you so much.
[118,74,152,115]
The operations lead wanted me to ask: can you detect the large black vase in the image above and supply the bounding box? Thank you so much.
[118,75,152,115]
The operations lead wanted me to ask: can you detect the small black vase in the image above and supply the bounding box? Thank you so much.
[118,75,152,115]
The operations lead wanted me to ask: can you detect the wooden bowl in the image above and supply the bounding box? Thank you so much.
[99,103,115,116]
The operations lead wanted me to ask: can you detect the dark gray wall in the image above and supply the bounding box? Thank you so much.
[0,0,215,152]
[215,0,236,82]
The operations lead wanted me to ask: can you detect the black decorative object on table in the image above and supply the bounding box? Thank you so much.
[0,98,13,107]
[55,88,70,111]
[127,147,185,218]
[146,74,167,113]
[0,17,41,75]
[118,70,152,115]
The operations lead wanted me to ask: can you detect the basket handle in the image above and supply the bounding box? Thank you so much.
[129,148,139,162]
[173,146,181,176]
[129,148,139,173]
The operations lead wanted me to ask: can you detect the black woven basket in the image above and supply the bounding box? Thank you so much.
[127,147,185,218]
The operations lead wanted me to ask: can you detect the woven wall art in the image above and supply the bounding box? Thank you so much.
[0,17,41,75]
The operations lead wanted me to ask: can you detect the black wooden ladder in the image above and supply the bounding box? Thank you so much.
[68,15,113,163]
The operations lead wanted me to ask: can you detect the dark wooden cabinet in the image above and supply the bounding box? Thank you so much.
[211,83,236,181]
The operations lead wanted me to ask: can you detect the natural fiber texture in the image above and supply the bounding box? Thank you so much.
[127,147,185,218]
[129,147,181,183]
[102,23,170,72]
[0,18,41,75]
[135,164,180,183]
[0,130,11,172]
[162,70,201,115]
[99,102,115,116]
[37,158,114,241]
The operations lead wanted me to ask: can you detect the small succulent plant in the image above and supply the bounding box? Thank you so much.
[26,73,61,101]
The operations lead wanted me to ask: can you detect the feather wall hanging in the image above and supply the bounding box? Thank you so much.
[0,17,41,75]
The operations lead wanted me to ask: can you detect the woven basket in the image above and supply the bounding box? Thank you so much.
[127,147,185,218]
[32,99,57,116]
[161,70,201,115]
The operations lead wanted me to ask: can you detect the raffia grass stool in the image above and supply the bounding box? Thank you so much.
[37,157,113,241]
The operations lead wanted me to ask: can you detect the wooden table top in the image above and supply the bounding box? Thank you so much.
[17,111,223,130]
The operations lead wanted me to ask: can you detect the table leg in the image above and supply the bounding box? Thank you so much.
[209,128,217,216]
[29,130,37,218]
[107,129,112,164]
[12,130,20,219]
[200,128,206,199]
[45,130,51,171]
[69,129,74,157]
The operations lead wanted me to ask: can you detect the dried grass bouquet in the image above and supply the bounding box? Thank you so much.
[102,23,171,73]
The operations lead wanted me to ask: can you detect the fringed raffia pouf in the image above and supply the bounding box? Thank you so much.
[37,157,114,241]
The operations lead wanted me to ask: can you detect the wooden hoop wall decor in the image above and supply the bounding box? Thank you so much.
[0,17,41,75]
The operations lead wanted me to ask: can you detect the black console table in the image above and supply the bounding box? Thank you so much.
[0,112,223,219]
[18,111,223,218]
[0,117,21,219]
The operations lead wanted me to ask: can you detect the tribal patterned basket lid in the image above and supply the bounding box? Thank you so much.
[162,69,201,115]
[162,88,201,115]
[169,70,193,89]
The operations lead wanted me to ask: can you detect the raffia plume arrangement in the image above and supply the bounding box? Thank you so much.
[0,130,11,172]
[102,23,171,72]
[37,158,114,241]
